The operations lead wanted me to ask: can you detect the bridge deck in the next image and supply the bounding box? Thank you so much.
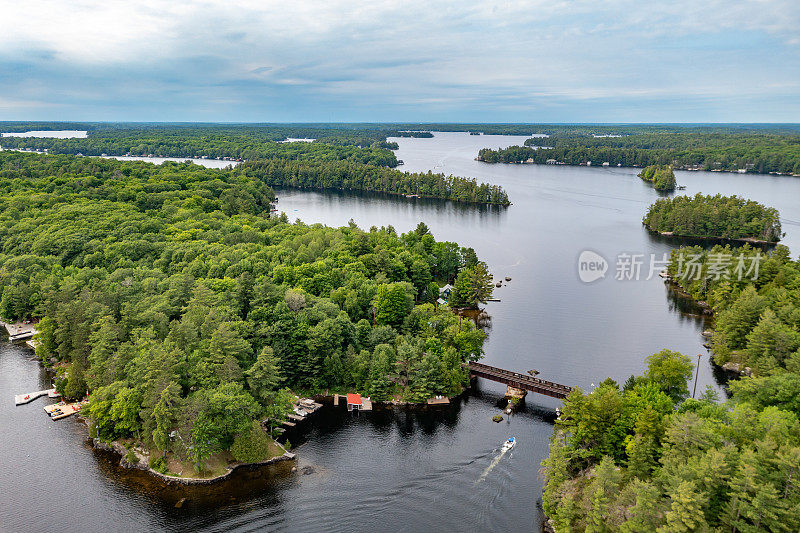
[467,362,573,400]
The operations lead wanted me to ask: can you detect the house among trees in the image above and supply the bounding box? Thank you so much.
[439,284,453,299]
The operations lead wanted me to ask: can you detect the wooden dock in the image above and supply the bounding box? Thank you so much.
[4,321,38,342]
[43,401,82,420]
[467,361,573,400]
[15,388,58,406]
[427,396,450,405]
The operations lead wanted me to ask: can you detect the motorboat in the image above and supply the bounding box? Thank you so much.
[502,437,516,451]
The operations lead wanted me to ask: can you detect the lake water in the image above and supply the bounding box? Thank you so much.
[1,130,87,138]
[2,132,800,532]
[101,155,238,169]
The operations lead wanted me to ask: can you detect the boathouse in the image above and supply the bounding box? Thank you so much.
[346,393,362,411]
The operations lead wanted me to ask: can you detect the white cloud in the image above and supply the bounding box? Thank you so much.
[0,0,798,120]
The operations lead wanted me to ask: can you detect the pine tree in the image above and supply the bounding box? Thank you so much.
[657,481,709,533]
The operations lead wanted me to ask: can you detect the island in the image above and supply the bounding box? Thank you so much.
[637,164,677,191]
[642,193,782,243]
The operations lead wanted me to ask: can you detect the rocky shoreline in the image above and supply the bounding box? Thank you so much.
[90,435,295,486]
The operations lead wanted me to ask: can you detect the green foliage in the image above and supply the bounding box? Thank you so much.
[449,262,494,308]
[0,150,490,464]
[477,127,800,175]
[230,421,275,463]
[373,283,413,327]
[644,350,694,401]
[638,165,677,191]
[242,159,511,205]
[644,193,782,242]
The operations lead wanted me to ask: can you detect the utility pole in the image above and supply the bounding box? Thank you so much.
[692,353,702,399]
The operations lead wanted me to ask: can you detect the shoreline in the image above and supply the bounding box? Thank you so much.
[89,434,296,486]
[475,158,800,178]
[645,226,777,246]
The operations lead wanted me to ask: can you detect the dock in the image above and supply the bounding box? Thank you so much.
[4,321,39,342]
[15,388,58,406]
[43,401,83,420]
[427,396,450,405]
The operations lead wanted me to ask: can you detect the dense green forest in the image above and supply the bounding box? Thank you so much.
[476,130,800,175]
[643,194,782,242]
[0,151,491,472]
[0,149,507,207]
[638,165,677,191]
[542,247,800,531]
[666,244,800,376]
[240,159,510,205]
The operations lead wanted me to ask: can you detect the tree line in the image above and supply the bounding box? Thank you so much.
[0,150,490,474]
[643,194,782,242]
[240,159,510,205]
[476,130,800,175]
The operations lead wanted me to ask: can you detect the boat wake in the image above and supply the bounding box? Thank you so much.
[477,442,514,483]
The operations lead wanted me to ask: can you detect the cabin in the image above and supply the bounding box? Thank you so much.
[436,297,446,307]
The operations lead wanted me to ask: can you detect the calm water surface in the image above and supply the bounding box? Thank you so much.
[0,130,87,138]
[3,132,800,532]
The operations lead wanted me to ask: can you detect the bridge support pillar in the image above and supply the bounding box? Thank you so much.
[504,386,527,412]
[505,386,527,400]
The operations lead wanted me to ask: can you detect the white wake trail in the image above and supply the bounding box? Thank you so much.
[477,447,510,483]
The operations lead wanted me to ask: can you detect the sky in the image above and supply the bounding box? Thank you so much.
[1,0,799,123]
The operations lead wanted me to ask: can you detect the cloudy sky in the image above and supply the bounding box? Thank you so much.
[1,0,799,122]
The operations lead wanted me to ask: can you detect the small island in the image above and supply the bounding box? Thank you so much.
[637,164,677,191]
[642,193,782,243]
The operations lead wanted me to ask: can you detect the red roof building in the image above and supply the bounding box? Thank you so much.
[346,393,362,410]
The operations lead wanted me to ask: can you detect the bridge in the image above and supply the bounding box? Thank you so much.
[467,361,574,400]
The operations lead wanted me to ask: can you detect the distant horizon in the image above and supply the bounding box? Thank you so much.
[3,121,800,127]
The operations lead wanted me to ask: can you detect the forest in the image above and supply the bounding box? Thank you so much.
[642,194,782,242]
[240,159,510,205]
[542,246,800,531]
[476,129,800,175]
[0,150,491,473]
[638,165,677,191]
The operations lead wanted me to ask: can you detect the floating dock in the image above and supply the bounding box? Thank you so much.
[43,401,82,420]
[15,388,58,406]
